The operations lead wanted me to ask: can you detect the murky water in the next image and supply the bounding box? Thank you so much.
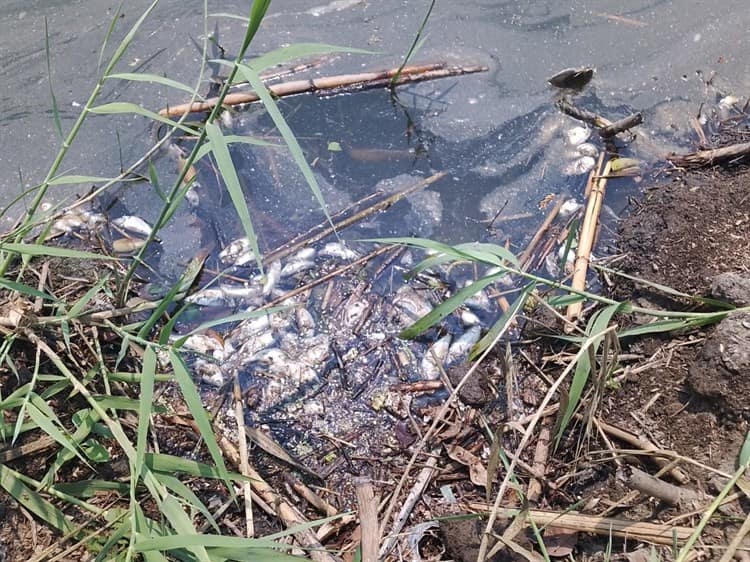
[3,0,750,255]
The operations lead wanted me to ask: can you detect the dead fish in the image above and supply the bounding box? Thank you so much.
[347,146,416,163]
[342,297,372,329]
[295,307,316,335]
[262,261,281,296]
[281,259,315,278]
[179,333,225,359]
[50,214,85,237]
[393,286,433,323]
[562,156,596,176]
[291,247,317,262]
[219,237,255,266]
[186,285,262,307]
[548,67,595,90]
[565,126,591,146]
[447,326,481,365]
[112,237,147,254]
[575,142,598,158]
[194,359,225,387]
[462,281,492,311]
[421,334,452,381]
[559,199,583,219]
[319,241,359,261]
[112,215,153,237]
[459,309,481,327]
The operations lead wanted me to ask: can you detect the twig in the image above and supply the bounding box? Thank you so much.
[354,477,380,562]
[477,326,617,561]
[378,455,438,559]
[161,63,488,116]
[187,420,341,562]
[584,415,689,484]
[626,467,707,507]
[526,419,552,503]
[464,503,693,545]
[566,159,611,325]
[233,376,254,537]
[668,140,750,167]
[717,512,750,562]
[262,171,447,265]
[518,197,564,269]
[599,113,643,138]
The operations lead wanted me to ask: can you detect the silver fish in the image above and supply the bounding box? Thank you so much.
[447,326,481,365]
[281,259,315,278]
[219,237,255,266]
[575,142,598,158]
[262,261,281,296]
[319,241,359,261]
[565,126,591,146]
[562,156,596,176]
[295,307,316,335]
[421,334,452,381]
[393,286,433,323]
[112,215,153,237]
[194,359,225,387]
[459,309,481,327]
[559,199,582,219]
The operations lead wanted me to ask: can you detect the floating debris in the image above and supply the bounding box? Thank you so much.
[548,67,595,90]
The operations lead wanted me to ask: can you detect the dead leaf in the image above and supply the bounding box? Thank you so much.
[544,525,578,557]
[446,444,488,487]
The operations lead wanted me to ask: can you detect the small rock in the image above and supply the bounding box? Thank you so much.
[710,272,750,307]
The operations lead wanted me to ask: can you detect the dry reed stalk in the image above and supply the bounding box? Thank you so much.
[354,477,380,562]
[160,63,487,117]
[566,159,612,325]
[464,503,693,545]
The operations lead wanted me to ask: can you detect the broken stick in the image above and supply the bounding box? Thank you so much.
[160,63,488,117]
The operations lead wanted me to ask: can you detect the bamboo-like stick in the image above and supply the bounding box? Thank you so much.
[262,171,446,265]
[160,63,488,117]
[565,159,612,325]
[354,477,380,562]
[463,503,693,545]
[232,376,254,538]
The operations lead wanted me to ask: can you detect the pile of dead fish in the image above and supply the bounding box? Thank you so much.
[179,237,500,425]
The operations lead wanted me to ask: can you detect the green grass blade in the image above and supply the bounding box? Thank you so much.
[391,0,435,86]
[47,174,118,185]
[194,134,276,161]
[157,494,211,562]
[617,315,725,338]
[168,352,233,492]
[0,277,57,302]
[134,534,287,552]
[106,72,199,95]
[146,453,246,481]
[204,121,263,271]
[400,273,505,339]
[470,283,536,360]
[136,346,157,479]
[155,473,220,533]
[44,17,63,141]
[41,408,102,487]
[26,399,87,464]
[68,275,109,318]
[740,430,750,466]
[555,302,624,444]
[54,479,131,498]
[0,243,109,260]
[88,102,199,135]
[236,62,337,237]
[0,464,74,534]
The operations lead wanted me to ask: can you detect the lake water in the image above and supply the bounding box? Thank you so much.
[2,0,750,274]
